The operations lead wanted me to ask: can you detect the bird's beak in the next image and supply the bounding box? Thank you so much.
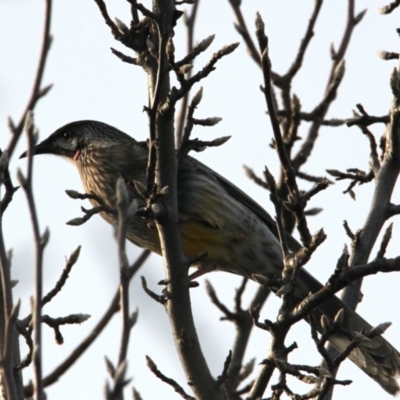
[20,137,57,159]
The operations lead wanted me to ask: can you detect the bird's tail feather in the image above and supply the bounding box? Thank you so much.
[297,269,400,394]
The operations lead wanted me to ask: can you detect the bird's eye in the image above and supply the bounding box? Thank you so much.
[63,131,72,139]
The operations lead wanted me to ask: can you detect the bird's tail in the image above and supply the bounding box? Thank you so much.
[297,269,400,394]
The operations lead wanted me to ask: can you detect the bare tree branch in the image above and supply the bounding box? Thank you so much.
[23,250,150,397]
[7,0,53,158]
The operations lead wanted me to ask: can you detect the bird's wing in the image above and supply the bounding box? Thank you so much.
[183,155,301,252]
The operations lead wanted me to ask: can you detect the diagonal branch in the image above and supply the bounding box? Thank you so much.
[292,1,364,170]
[7,0,53,158]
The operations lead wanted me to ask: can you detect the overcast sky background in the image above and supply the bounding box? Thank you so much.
[1,0,400,399]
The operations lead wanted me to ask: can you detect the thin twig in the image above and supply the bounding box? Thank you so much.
[217,351,232,385]
[23,250,150,397]
[228,0,260,66]
[93,0,123,40]
[346,113,389,127]
[375,223,393,259]
[65,190,117,226]
[111,48,137,64]
[41,246,81,307]
[379,0,400,14]
[42,314,90,345]
[170,42,239,103]
[146,356,195,400]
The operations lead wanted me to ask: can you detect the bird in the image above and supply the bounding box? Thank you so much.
[20,120,400,394]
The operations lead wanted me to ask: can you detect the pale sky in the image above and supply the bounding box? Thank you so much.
[1,1,400,399]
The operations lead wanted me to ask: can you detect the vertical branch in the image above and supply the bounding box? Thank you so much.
[146,2,220,399]
[146,23,168,193]
[18,113,47,400]
[256,13,311,246]
[115,179,132,367]
[105,179,136,400]
[0,1,53,397]
[175,1,200,146]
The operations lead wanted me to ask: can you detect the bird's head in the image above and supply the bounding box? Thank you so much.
[20,120,135,161]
